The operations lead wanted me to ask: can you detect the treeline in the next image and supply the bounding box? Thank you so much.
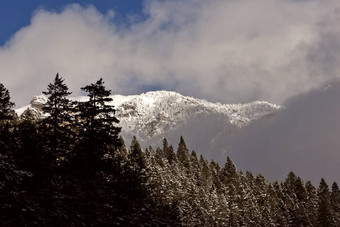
[1,75,340,226]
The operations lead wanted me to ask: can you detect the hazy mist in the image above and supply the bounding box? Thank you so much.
[222,81,340,184]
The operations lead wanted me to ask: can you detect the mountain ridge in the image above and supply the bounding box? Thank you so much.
[15,90,280,139]
[15,90,280,161]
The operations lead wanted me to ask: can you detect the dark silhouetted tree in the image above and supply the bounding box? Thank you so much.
[0,83,15,121]
[0,83,16,155]
[42,73,73,162]
[317,178,332,227]
[331,182,340,225]
[70,78,121,224]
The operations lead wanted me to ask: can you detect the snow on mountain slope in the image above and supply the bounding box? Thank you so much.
[16,91,279,137]
[15,95,48,118]
[15,90,280,159]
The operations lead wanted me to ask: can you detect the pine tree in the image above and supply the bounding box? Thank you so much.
[129,136,146,171]
[0,83,15,121]
[70,78,121,224]
[76,78,121,150]
[42,73,73,161]
[0,83,16,155]
[330,182,340,225]
[220,156,238,186]
[317,178,332,227]
[283,172,309,226]
[219,157,242,224]
[177,136,189,168]
[163,138,177,165]
[162,137,169,153]
[74,78,121,171]
[199,155,212,189]
[305,180,318,226]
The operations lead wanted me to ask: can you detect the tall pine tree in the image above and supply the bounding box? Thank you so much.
[76,78,121,154]
[331,182,340,225]
[0,83,16,156]
[0,83,15,121]
[71,78,121,224]
[177,136,189,168]
[42,73,73,161]
[317,178,332,227]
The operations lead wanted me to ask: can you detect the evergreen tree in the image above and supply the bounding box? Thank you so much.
[42,73,73,161]
[317,178,332,227]
[129,136,146,171]
[220,157,242,224]
[162,137,169,153]
[177,136,189,168]
[0,83,15,121]
[0,83,16,155]
[330,182,340,225]
[69,78,121,224]
[220,156,238,185]
[210,160,222,192]
[199,155,212,189]
[283,172,309,226]
[0,154,35,226]
[73,78,121,171]
[76,78,121,151]
[305,180,318,226]
[163,138,176,165]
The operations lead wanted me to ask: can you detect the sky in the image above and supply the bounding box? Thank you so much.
[1,0,339,184]
[0,0,145,45]
[1,0,340,107]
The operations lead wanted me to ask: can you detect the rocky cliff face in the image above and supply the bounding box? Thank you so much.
[15,90,280,160]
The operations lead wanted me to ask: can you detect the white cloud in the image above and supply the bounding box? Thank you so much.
[1,0,340,107]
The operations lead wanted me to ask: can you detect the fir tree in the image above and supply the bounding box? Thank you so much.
[0,83,15,121]
[330,182,340,225]
[42,73,73,161]
[0,83,16,155]
[70,78,121,224]
[177,136,189,168]
[305,180,318,226]
[163,138,176,165]
[162,137,169,153]
[73,78,121,172]
[317,178,332,227]
[76,78,121,151]
[220,156,238,186]
[283,172,309,226]
[129,136,146,171]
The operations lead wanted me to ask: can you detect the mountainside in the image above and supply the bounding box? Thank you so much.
[15,90,280,159]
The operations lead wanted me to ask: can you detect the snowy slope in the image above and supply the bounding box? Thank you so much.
[16,91,279,137]
[15,90,280,159]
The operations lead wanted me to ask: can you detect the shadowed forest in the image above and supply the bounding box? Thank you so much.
[1,75,340,226]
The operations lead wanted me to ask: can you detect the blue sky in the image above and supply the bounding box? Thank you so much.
[0,0,145,45]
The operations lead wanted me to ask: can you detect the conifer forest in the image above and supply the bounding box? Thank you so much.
[1,75,340,226]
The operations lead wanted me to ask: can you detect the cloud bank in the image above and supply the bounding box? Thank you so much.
[1,0,340,107]
[223,81,340,184]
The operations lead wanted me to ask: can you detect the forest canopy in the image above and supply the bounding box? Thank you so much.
[1,75,339,226]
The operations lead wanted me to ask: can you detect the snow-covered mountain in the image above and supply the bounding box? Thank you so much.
[14,87,340,184]
[15,90,280,159]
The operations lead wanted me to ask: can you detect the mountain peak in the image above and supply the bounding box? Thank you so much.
[15,90,280,150]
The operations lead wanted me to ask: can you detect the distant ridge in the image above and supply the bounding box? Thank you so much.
[15,90,280,160]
